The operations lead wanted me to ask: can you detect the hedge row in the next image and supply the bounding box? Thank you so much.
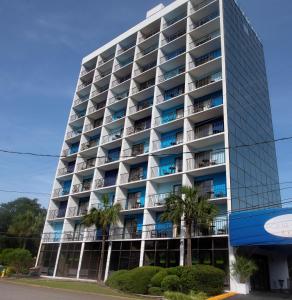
[106,264,225,296]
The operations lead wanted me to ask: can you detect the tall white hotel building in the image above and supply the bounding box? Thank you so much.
[37,0,280,291]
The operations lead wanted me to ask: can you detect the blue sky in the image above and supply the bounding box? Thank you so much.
[0,0,291,207]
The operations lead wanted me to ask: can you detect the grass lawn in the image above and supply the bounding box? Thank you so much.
[6,278,141,299]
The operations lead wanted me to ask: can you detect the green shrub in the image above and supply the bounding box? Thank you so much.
[5,266,16,277]
[180,265,225,296]
[106,270,130,290]
[167,266,185,277]
[106,266,162,294]
[161,275,181,292]
[150,269,168,287]
[189,291,208,300]
[148,286,163,296]
[0,248,33,274]
[164,291,193,300]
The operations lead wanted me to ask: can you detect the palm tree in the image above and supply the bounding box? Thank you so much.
[160,186,218,266]
[82,195,121,281]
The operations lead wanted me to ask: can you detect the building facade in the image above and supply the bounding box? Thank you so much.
[37,0,281,290]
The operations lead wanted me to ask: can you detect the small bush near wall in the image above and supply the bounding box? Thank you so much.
[161,275,181,292]
[164,291,207,300]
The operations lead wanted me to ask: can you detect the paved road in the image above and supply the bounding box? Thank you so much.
[233,292,292,300]
[0,281,133,300]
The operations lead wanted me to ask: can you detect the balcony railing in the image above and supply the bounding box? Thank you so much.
[190,11,219,31]
[148,193,172,207]
[187,97,221,115]
[190,0,214,14]
[138,28,160,43]
[152,135,183,151]
[158,65,185,83]
[151,163,182,177]
[84,229,106,242]
[123,145,149,157]
[91,85,109,98]
[116,198,144,210]
[62,148,78,157]
[105,112,125,124]
[63,231,84,242]
[160,47,186,64]
[52,188,70,198]
[112,74,131,88]
[73,96,89,107]
[129,98,153,115]
[80,66,95,77]
[47,208,66,220]
[144,224,175,239]
[187,121,224,141]
[67,206,88,218]
[161,29,186,46]
[108,90,129,105]
[98,54,115,66]
[186,150,225,171]
[126,122,151,135]
[114,56,134,71]
[102,131,123,144]
[163,12,187,29]
[42,232,61,243]
[66,130,82,140]
[95,178,117,188]
[72,182,92,194]
[80,139,99,151]
[134,61,157,77]
[120,172,147,184]
[77,80,92,91]
[76,159,96,171]
[154,111,184,126]
[57,165,75,176]
[132,78,155,94]
[189,30,220,50]
[189,72,222,91]
[195,185,227,199]
[157,87,185,104]
[97,155,120,165]
[94,70,111,82]
[189,50,221,69]
[88,101,106,114]
[136,44,158,59]
[84,120,103,132]
[117,42,136,55]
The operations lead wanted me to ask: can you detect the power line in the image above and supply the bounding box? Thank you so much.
[0,134,291,159]
[0,189,50,196]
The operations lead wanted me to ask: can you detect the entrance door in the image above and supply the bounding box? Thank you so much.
[250,255,270,291]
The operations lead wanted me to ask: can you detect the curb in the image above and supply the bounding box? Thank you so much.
[208,292,237,300]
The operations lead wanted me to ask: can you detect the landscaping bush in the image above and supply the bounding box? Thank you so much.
[0,248,33,274]
[150,269,168,287]
[5,266,16,277]
[167,266,185,277]
[180,265,225,296]
[161,275,181,292]
[106,266,162,294]
[148,286,163,296]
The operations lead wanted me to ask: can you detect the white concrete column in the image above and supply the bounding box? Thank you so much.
[104,242,112,281]
[53,243,62,277]
[139,240,145,267]
[77,242,85,279]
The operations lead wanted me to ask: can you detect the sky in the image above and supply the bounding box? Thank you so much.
[0,0,291,208]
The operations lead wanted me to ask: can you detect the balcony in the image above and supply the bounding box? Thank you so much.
[80,139,99,151]
[105,111,125,124]
[112,74,131,88]
[110,227,142,240]
[66,129,82,140]
[117,198,144,210]
[186,150,225,171]
[192,217,228,236]
[76,158,96,172]
[108,90,129,105]
[102,130,123,144]
[42,232,61,243]
[120,171,147,184]
[126,122,150,136]
[95,178,117,189]
[189,11,219,31]
[123,144,149,158]
[188,95,222,115]
[161,29,186,46]
[117,42,136,55]
[190,0,215,14]
[77,80,92,91]
[80,66,95,77]
[114,56,134,71]
[73,96,89,107]
[157,85,185,104]
[189,71,222,91]
[52,188,70,198]
[187,121,224,141]
[62,147,78,157]
[84,229,106,242]
[163,12,187,29]
[189,49,221,69]
[151,163,182,178]
[139,28,160,43]
[134,61,156,77]
[94,70,111,82]
[88,101,106,114]
[129,98,153,115]
[160,46,186,64]
[195,183,227,199]
[136,44,158,59]
[47,208,66,220]
[152,134,183,151]
[91,85,109,97]
[158,65,185,83]
[67,206,88,218]
[132,78,155,95]
[189,30,220,50]
[147,193,171,207]
[143,223,175,239]
[154,110,184,127]
[63,231,84,242]
[72,182,92,194]
[84,119,103,132]
[57,165,75,176]
[98,54,115,66]
[98,155,120,165]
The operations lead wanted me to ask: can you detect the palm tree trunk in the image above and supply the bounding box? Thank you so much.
[97,232,106,281]
[186,222,192,266]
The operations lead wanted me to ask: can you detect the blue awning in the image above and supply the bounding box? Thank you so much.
[229,207,292,246]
